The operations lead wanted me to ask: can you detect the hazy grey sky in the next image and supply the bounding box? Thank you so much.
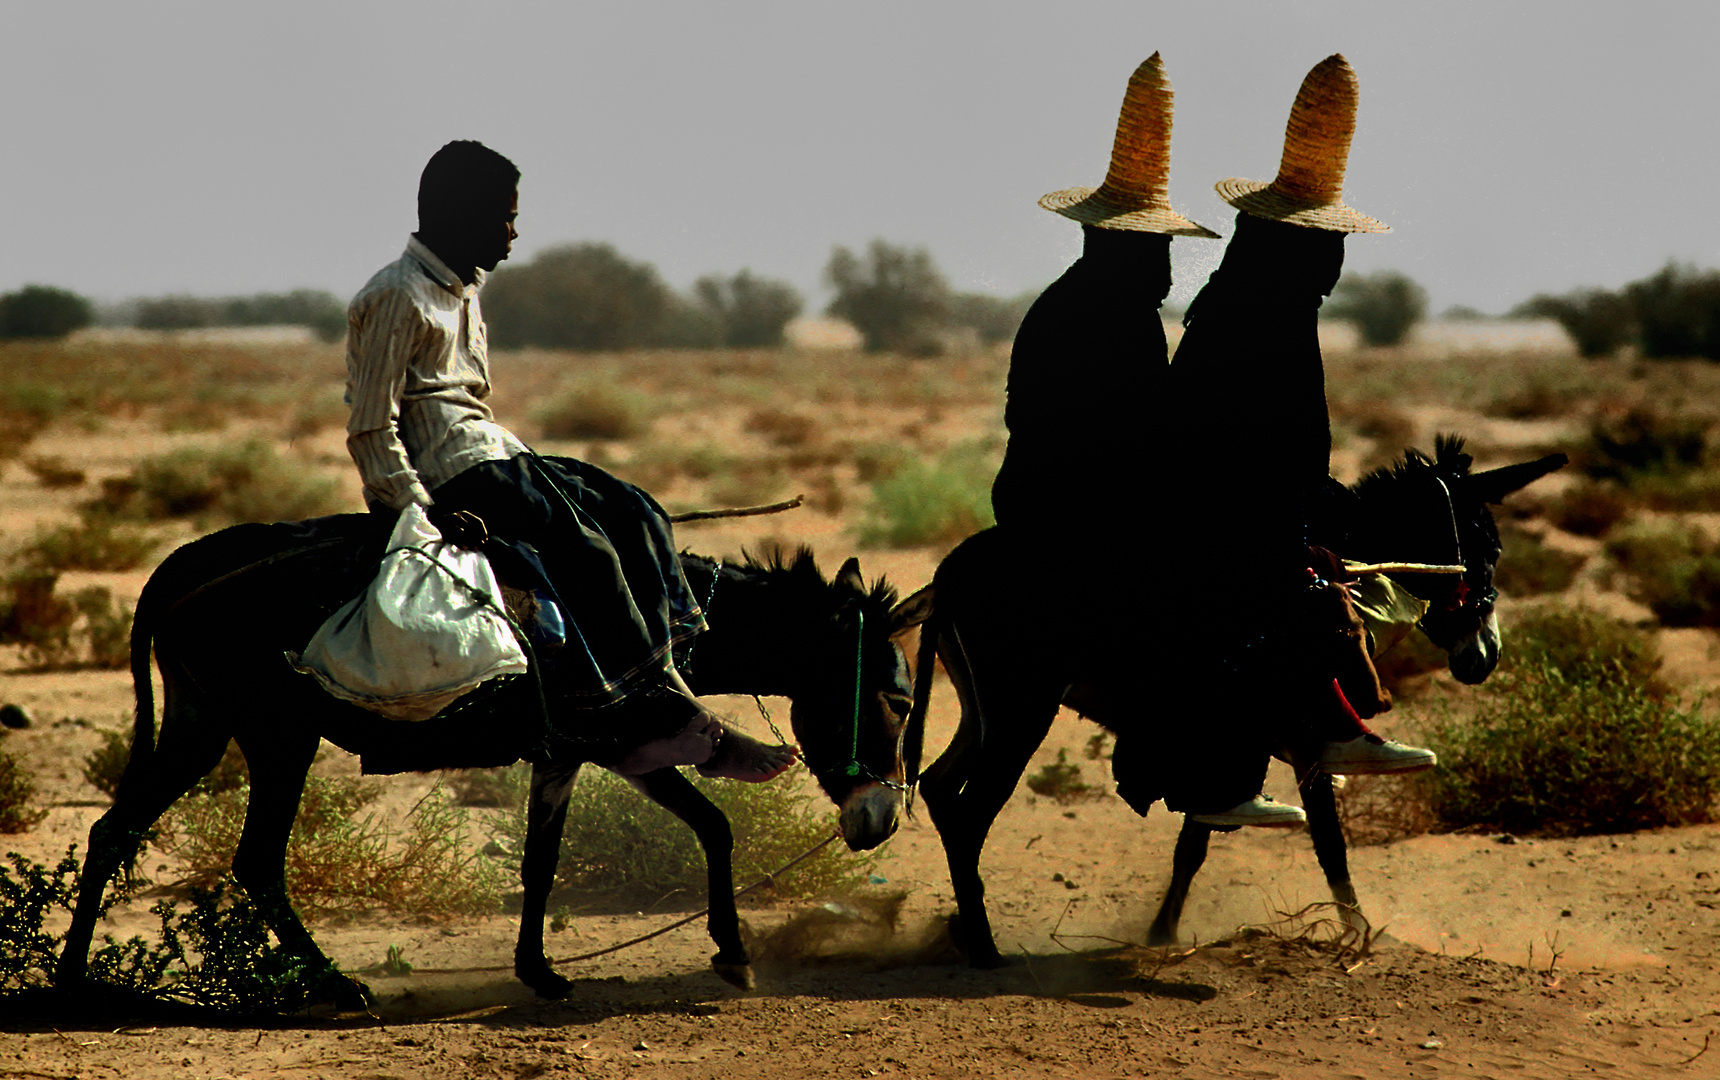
[4,2,1716,315]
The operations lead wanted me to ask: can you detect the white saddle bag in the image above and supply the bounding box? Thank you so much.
[290,504,528,721]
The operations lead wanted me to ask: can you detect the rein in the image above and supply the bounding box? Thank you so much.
[838,609,908,792]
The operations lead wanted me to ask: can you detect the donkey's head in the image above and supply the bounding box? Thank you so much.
[760,551,931,852]
[1351,435,1567,684]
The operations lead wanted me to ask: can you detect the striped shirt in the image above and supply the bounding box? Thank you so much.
[344,236,527,510]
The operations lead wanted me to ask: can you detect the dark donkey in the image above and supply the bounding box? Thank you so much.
[906,438,1565,965]
[57,516,930,1002]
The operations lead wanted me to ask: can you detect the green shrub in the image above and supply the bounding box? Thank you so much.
[694,270,803,348]
[0,733,45,834]
[1604,520,1720,627]
[856,442,997,549]
[1417,607,1717,835]
[1584,407,1707,482]
[0,285,93,341]
[534,384,652,440]
[89,438,344,524]
[1328,270,1427,347]
[19,514,159,572]
[486,766,874,903]
[1625,262,1720,361]
[1512,289,1636,358]
[825,240,952,356]
[484,243,682,350]
[156,778,503,918]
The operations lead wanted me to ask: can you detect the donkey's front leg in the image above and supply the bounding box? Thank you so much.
[628,767,752,989]
[515,760,583,998]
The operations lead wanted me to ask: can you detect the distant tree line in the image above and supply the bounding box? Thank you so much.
[132,289,347,343]
[1515,262,1720,360]
[483,238,1033,355]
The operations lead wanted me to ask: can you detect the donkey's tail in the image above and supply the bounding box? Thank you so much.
[903,595,939,791]
[124,577,162,773]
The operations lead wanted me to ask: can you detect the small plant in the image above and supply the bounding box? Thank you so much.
[856,441,997,549]
[487,767,873,903]
[155,778,503,918]
[746,407,818,448]
[1604,520,1720,627]
[0,732,46,834]
[535,384,652,440]
[1025,749,1097,803]
[88,438,344,525]
[447,764,531,808]
[1416,607,1719,836]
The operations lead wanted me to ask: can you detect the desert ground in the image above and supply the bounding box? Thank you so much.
[3,323,1719,1078]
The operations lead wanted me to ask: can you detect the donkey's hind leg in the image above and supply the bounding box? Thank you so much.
[58,688,233,988]
[627,767,753,989]
[919,625,1061,969]
[1146,820,1214,946]
[1300,771,1365,934]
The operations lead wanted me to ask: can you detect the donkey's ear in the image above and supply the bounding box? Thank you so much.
[835,557,866,594]
[1463,452,1569,504]
[890,584,935,635]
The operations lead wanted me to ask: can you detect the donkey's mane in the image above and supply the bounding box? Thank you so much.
[1351,433,1473,501]
[735,545,900,611]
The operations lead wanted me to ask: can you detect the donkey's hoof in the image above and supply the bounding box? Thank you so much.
[517,957,574,1000]
[295,968,374,1015]
[1145,924,1179,948]
[711,955,755,991]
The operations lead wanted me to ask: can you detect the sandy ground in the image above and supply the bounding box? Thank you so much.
[5,337,1720,1078]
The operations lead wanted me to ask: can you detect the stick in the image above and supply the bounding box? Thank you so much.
[670,495,804,524]
[1342,561,1467,576]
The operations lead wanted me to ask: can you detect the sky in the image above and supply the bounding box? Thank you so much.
[4,2,1718,316]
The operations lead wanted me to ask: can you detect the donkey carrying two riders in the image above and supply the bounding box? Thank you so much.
[910,52,1565,967]
[58,142,932,1004]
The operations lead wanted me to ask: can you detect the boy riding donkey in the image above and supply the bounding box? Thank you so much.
[992,54,1430,829]
[344,140,796,779]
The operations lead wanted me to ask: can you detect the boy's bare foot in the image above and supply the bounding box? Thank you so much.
[696,725,799,783]
[605,711,798,781]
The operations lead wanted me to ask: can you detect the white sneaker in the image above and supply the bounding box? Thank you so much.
[1320,735,1437,775]
[1187,795,1307,829]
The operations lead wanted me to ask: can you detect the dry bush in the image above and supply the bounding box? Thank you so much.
[1494,521,1587,597]
[83,727,248,801]
[486,765,874,904]
[88,438,344,525]
[21,455,84,489]
[18,515,159,572]
[0,732,46,834]
[535,384,652,440]
[156,778,503,919]
[1330,397,1416,467]
[746,407,818,447]
[1545,480,1632,538]
[0,572,132,670]
[1334,773,1439,846]
[1604,520,1720,627]
[1024,749,1100,803]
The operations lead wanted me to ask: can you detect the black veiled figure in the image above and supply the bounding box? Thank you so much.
[990,226,1170,683]
[1167,212,1346,577]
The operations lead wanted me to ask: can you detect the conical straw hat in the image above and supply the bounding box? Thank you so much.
[1215,54,1389,234]
[1039,53,1219,237]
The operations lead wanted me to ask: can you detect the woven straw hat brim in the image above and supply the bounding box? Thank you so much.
[1215,177,1390,234]
[1040,187,1220,237]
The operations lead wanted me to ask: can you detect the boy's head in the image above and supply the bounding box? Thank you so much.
[417,140,520,274]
